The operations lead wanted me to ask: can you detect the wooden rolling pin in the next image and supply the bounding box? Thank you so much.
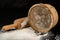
[1,17,29,31]
[28,3,58,33]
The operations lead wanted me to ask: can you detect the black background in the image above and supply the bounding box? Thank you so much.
[0,0,60,35]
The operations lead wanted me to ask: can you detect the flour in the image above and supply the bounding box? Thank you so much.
[21,18,28,28]
[0,27,48,40]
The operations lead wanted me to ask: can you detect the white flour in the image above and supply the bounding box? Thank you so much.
[0,27,48,40]
[21,17,28,28]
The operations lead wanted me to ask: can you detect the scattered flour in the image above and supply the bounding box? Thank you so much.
[0,27,48,40]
